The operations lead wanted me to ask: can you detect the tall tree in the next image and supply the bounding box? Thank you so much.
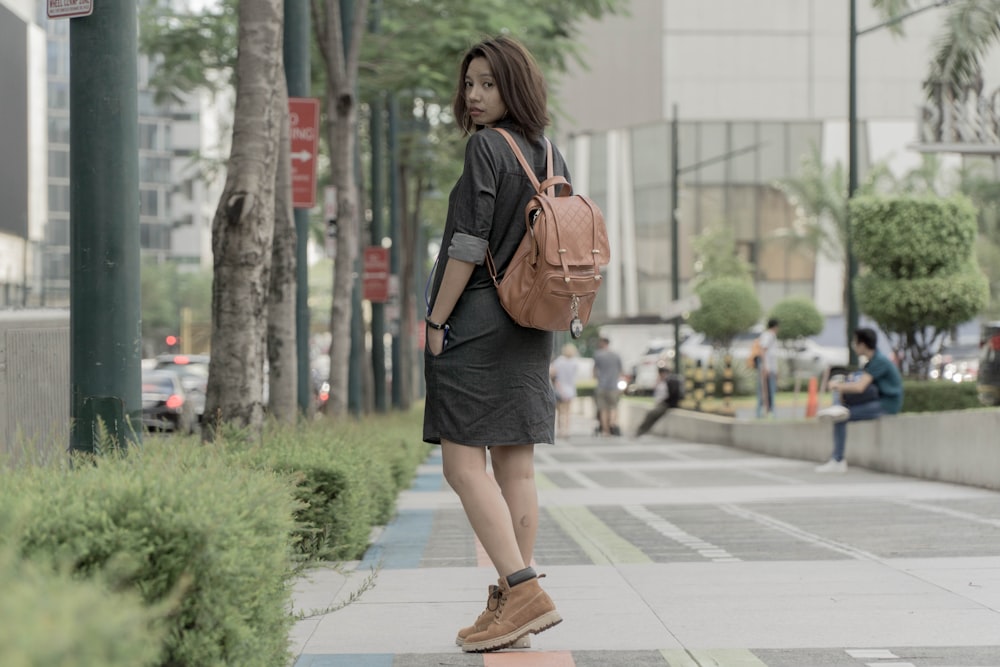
[852,194,989,377]
[203,0,285,438]
[268,85,298,423]
[312,0,370,417]
[872,0,1000,93]
[141,0,299,424]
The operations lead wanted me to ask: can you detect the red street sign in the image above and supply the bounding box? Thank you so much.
[289,97,320,209]
[48,0,93,18]
[362,246,390,303]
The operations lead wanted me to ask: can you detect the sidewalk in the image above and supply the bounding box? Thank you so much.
[289,413,1000,667]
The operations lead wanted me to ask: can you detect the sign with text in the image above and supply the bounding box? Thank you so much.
[289,97,320,208]
[362,246,390,303]
[48,0,93,18]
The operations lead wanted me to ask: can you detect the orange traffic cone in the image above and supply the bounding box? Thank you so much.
[805,376,819,418]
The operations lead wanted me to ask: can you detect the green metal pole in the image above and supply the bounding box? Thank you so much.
[284,0,313,415]
[671,105,681,375]
[69,4,141,453]
[388,94,403,408]
[847,0,860,366]
[369,1,387,412]
[342,0,364,415]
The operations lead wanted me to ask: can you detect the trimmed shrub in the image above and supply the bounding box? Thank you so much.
[220,413,431,562]
[2,447,299,667]
[0,551,164,667]
[901,380,981,413]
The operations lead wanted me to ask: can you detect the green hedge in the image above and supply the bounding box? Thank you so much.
[1,448,299,667]
[220,415,430,562]
[0,409,431,666]
[0,551,164,667]
[901,379,981,413]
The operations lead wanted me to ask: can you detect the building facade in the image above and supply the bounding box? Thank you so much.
[553,0,997,325]
[0,1,223,308]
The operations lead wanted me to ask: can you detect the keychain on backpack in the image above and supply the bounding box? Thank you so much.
[570,295,583,339]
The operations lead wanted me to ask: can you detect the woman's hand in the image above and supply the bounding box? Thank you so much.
[427,326,446,356]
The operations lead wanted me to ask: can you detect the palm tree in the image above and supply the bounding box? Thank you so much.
[872,0,1000,94]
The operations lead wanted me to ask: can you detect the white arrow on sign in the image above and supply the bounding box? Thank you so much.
[291,150,312,162]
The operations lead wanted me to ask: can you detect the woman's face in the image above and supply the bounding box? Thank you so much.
[464,57,507,127]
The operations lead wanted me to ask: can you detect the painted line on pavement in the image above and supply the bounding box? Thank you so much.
[891,498,1000,528]
[564,469,602,489]
[294,655,393,667]
[661,648,768,666]
[625,505,740,562]
[545,505,651,564]
[484,650,575,666]
[847,649,899,659]
[718,503,882,561]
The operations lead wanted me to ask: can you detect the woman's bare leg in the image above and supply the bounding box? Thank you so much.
[489,444,537,566]
[441,440,526,577]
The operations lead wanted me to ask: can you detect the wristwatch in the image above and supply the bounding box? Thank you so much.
[425,317,447,330]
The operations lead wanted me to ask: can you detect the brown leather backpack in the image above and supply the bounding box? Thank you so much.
[486,128,610,338]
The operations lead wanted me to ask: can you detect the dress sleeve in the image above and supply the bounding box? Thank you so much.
[447,132,497,265]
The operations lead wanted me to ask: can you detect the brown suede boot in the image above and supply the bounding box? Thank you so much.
[461,576,561,653]
[455,585,530,648]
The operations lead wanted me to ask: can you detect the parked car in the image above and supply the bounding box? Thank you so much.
[154,354,208,423]
[930,341,980,383]
[978,322,1000,406]
[141,369,195,434]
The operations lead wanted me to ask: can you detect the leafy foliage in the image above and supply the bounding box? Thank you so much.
[0,551,165,667]
[138,0,239,103]
[769,297,824,341]
[691,225,754,287]
[872,0,1000,94]
[851,195,978,278]
[4,448,299,667]
[852,194,990,376]
[687,277,761,348]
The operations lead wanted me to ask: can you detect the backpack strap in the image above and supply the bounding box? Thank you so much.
[492,128,562,196]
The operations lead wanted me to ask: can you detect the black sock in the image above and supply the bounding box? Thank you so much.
[505,566,537,588]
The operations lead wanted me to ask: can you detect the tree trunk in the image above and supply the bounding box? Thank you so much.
[203,0,284,440]
[268,76,298,423]
[314,0,369,417]
[323,84,359,417]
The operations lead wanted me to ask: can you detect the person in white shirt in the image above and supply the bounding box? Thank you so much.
[549,343,579,438]
[756,319,780,419]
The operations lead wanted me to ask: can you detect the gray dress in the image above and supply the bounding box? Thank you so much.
[423,121,572,447]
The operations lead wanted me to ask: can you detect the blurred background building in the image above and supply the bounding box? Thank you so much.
[0,0,225,309]
[553,0,1000,328]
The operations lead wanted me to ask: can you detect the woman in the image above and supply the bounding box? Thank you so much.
[550,343,579,438]
[423,36,565,653]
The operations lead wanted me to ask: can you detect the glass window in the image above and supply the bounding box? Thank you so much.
[48,81,69,110]
[48,149,69,178]
[46,40,68,77]
[140,157,171,184]
[139,122,159,150]
[45,219,70,246]
[140,189,160,217]
[48,115,70,144]
[48,184,70,213]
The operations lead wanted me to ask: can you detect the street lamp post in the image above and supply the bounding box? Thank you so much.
[847,0,952,364]
[670,105,763,374]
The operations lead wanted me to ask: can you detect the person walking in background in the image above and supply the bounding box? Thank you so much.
[593,336,623,436]
[550,343,579,438]
[815,327,904,473]
[422,36,563,653]
[755,318,780,419]
[634,366,683,437]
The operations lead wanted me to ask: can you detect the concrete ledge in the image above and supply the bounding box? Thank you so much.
[619,400,1000,492]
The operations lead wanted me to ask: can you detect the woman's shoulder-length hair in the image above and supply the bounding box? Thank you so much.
[453,36,550,140]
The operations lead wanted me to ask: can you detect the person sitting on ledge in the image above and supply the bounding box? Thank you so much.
[814,327,903,474]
